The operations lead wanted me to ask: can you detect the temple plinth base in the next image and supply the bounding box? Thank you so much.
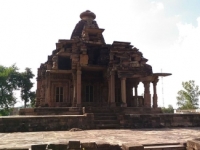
[110,102,116,107]
[121,103,127,107]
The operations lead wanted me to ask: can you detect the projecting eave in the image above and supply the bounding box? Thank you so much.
[112,41,131,45]
[140,73,172,82]
[153,73,172,77]
[85,28,105,33]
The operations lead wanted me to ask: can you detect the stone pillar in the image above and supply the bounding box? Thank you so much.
[134,82,139,107]
[126,81,132,107]
[152,78,159,108]
[76,69,82,107]
[143,81,151,107]
[108,77,111,103]
[110,71,115,106]
[110,53,114,62]
[121,77,127,106]
[134,86,138,97]
[72,70,77,106]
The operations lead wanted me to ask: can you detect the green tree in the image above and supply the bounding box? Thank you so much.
[0,108,13,116]
[177,80,200,109]
[161,104,174,113]
[18,68,36,108]
[0,64,20,109]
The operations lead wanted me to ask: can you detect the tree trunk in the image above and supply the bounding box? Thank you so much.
[24,100,26,108]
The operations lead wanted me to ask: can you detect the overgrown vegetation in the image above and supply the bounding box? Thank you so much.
[161,104,174,113]
[177,80,200,109]
[18,68,36,108]
[0,108,13,116]
[0,64,35,116]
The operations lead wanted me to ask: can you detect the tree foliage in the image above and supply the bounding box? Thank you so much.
[0,65,36,110]
[0,64,20,108]
[161,104,174,113]
[18,68,36,108]
[177,80,200,109]
[0,108,13,116]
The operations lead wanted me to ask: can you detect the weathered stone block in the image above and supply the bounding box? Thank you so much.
[47,144,68,150]
[68,141,80,149]
[109,144,122,150]
[80,54,88,65]
[122,143,144,150]
[96,142,110,149]
[187,139,200,150]
[31,144,47,150]
[81,142,97,149]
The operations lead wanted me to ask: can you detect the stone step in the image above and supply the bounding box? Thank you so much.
[94,120,119,124]
[94,116,117,120]
[94,113,116,116]
[85,107,112,111]
[87,110,113,113]
[96,124,120,129]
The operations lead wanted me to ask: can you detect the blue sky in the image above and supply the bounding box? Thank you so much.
[157,0,200,25]
[0,0,200,108]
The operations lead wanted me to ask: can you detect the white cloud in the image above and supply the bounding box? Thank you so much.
[156,2,164,10]
[150,2,164,12]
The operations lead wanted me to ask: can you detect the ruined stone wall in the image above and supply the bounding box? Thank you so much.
[30,142,186,150]
[119,114,200,128]
[19,107,83,115]
[0,114,94,132]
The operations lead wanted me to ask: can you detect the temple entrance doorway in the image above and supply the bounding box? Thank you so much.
[81,69,108,106]
[85,85,94,102]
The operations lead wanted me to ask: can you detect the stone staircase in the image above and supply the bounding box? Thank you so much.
[94,112,119,129]
[85,107,120,129]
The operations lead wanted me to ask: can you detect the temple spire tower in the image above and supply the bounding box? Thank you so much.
[71,10,105,44]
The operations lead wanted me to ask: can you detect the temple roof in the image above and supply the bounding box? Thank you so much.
[70,10,105,43]
[70,11,99,39]
[70,20,86,39]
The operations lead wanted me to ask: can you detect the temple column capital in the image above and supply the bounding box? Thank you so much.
[142,81,150,93]
[152,77,159,86]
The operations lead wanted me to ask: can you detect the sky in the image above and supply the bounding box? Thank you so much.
[0,0,200,108]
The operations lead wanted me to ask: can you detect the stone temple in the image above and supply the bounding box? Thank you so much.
[35,10,171,109]
[2,10,200,150]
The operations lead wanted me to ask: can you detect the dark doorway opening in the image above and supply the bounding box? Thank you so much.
[58,56,71,70]
[56,87,63,102]
[85,85,93,102]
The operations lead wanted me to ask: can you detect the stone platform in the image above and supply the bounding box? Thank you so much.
[19,107,162,115]
[19,107,83,115]
[0,128,200,149]
[1,113,200,132]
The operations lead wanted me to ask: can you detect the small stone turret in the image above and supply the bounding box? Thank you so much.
[80,10,96,20]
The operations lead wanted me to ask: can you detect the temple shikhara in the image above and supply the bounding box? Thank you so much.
[35,10,171,108]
